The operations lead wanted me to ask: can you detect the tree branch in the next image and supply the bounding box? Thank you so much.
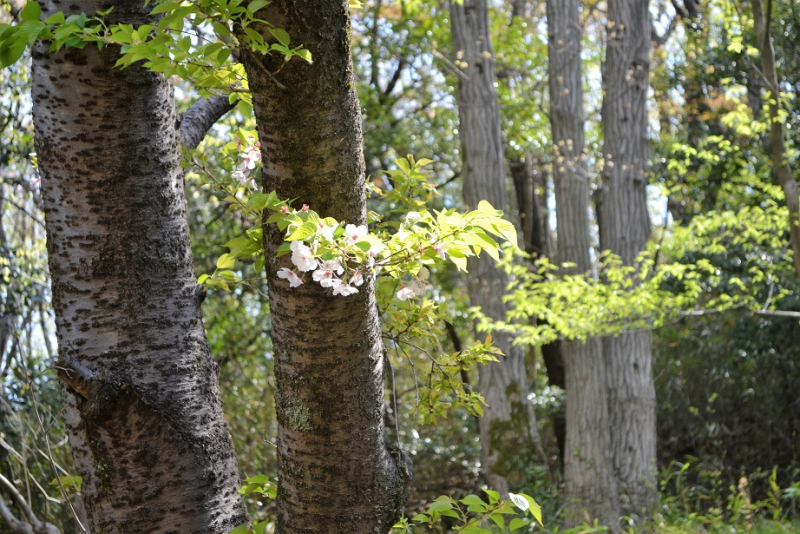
[53,355,93,399]
[179,94,236,151]
[0,472,60,533]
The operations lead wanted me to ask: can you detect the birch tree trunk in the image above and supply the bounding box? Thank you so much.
[546,0,620,528]
[600,0,657,519]
[450,0,544,496]
[751,0,800,279]
[31,1,249,532]
[240,2,406,532]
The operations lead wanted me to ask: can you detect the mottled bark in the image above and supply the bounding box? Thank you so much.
[31,0,248,532]
[450,0,544,496]
[751,0,800,279]
[239,2,405,533]
[600,0,657,520]
[546,0,620,527]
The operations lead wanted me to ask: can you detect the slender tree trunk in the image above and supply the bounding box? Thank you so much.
[31,1,248,532]
[240,2,406,532]
[546,0,620,528]
[450,0,545,496]
[508,158,567,467]
[600,0,657,520]
[752,0,800,279]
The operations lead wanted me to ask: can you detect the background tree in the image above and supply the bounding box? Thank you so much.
[599,0,658,519]
[546,0,620,527]
[449,0,545,496]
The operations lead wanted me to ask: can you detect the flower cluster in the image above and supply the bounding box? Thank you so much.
[202,155,517,304]
[231,137,261,185]
[396,266,431,301]
[276,224,373,297]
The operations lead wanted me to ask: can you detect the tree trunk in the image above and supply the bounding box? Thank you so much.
[31,1,248,532]
[546,0,620,527]
[600,0,657,520]
[508,158,566,467]
[450,0,545,496]
[751,0,800,279]
[239,2,406,533]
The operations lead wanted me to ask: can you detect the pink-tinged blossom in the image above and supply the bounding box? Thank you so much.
[317,258,344,275]
[367,242,385,268]
[396,285,415,301]
[396,277,430,301]
[312,269,339,288]
[433,243,448,260]
[350,270,364,287]
[241,145,261,170]
[290,241,317,272]
[317,222,335,242]
[344,224,368,244]
[277,268,303,288]
[332,280,358,296]
[301,204,309,212]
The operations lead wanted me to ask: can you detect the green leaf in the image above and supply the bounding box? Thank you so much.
[44,11,64,23]
[426,500,454,513]
[459,494,487,507]
[286,220,318,241]
[247,0,269,12]
[268,27,290,46]
[294,47,312,63]
[489,513,504,530]
[150,1,181,14]
[508,517,528,531]
[521,493,542,525]
[237,99,253,116]
[245,474,271,484]
[229,526,251,534]
[20,1,41,22]
[482,488,500,503]
[216,253,236,270]
[0,35,27,68]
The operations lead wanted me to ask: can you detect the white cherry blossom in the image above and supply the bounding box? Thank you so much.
[349,270,364,287]
[317,222,335,241]
[332,280,358,296]
[312,268,339,288]
[317,258,344,275]
[290,241,317,272]
[277,268,303,288]
[344,224,368,244]
[396,285,415,301]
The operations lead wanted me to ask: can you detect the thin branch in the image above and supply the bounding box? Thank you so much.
[0,473,37,526]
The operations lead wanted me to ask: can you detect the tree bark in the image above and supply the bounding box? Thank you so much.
[450,0,545,496]
[546,0,620,528]
[600,0,657,520]
[239,2,406,532]
[751,0,800,279]
[31,1,248,531]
